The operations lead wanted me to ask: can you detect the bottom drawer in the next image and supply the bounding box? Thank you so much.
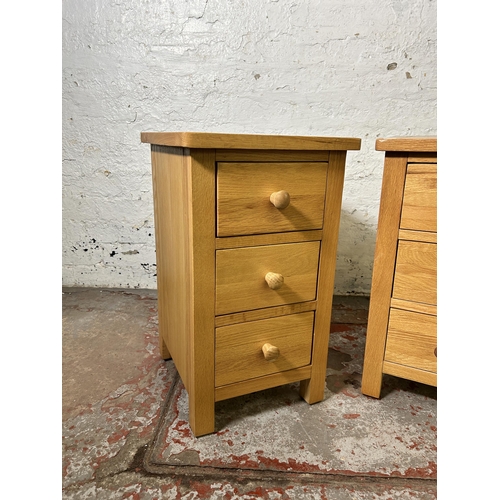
[385,308,437,373]
[215,312,314,387]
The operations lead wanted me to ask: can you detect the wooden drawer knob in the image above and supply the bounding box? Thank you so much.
[265,272,284,290]
[262,343,280,361]
[270,190,290,209]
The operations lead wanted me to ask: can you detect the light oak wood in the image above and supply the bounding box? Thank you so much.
[144,132,359,435]
[361,138,437,399]
[383,361,437,387]
[386,308,437,375]
[300,151,347,403]
[214,300,317,328]
[186,149,217,436]
[150,146,216,436]
[159,337,171,360]
[361,154,408,398]
[390,298,437,316]
[151,146,192,380]
[215,241,320,315]
[270,190,291,209]
[215,230,322,250]
[407,154,437,163]
[142,131,361,151]
[215,312,314,387]
[215,149,329,162]
[217,162,328,236]
[215,365,313,402]
[393,240,437,305]
[400,164,437,232]
[375,137,437,152]
[265,272,284,290]
[398,229,437,244]
[262,343,280,361]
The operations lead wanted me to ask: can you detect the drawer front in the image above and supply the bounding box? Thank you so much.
[400,163,437,232]
[385,308,437,373]
[216,162,328,236]
[215,241,320,316]
[393,240,437,305]
[215,312,314,387]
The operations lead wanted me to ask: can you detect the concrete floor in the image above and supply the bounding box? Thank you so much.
[62,288,437,499]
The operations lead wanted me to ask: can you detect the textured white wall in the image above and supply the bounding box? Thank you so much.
[62,0,436,294]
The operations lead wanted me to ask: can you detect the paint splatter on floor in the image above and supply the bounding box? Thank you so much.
[62,289,437,499]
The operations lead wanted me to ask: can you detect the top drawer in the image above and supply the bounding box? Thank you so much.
[216,162,328,237]
[400,163,437,232]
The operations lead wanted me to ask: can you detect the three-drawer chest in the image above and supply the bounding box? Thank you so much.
[361,137,437,398]
[141,132,361,436]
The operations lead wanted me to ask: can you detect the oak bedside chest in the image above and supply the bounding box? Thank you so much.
[141,132,361,436]
[361,137,437,398]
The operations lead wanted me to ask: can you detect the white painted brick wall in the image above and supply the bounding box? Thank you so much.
[62,0,436,294]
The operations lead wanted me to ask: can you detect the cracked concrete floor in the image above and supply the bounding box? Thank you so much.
[62,288,437,499]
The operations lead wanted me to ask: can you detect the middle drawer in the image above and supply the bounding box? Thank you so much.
[215,241,320,316]
[393,240,437,306]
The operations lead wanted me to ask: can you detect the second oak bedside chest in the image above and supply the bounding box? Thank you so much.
[361,137,437,398]
[141,132,361,436]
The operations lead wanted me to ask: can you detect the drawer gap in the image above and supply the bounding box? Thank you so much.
[215,301,317,327]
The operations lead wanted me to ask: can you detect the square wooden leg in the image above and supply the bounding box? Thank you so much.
[360,351,383,398]
[159,336,171,360]
[189,391,215,437]
[300,373,326,404]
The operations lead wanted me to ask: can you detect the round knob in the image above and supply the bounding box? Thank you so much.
[434,347,437,357]
[270,190,290,209]
[262,343,280,361]
[265,272,284,290]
